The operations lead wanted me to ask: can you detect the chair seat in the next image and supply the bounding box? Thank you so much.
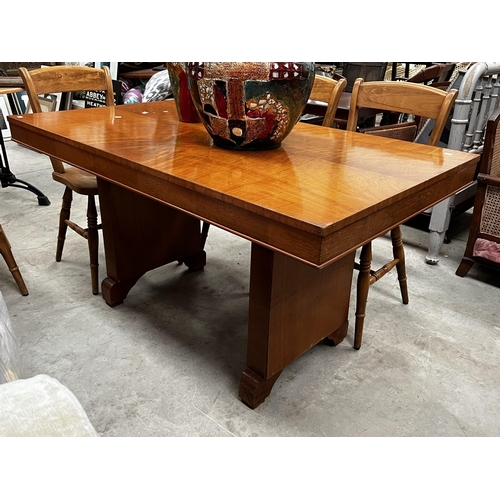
[52,167,98,195]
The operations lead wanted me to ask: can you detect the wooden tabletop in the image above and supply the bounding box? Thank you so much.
[8,100,479,268]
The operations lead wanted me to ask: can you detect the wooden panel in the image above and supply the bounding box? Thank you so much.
[97,180,204,306]
[240,244,353,408]
[247,245,353,379]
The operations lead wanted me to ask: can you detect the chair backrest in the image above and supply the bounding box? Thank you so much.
[470,108,500,249]
[438,63,456,82]
[341,62,388,93]
[407,63,445,85]
[19,65,115,173]
[308,75,347,127]
[407,63,453,94]
[479,106,500,177]
[346,78,458,146]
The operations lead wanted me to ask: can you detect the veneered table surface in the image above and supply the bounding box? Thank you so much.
[8,100,479,267]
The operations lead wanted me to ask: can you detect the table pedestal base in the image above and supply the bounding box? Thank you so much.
[97,179,355,408]
[239,244,354,408]
[97,179,205,307]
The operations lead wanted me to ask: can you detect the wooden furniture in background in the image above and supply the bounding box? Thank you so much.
[8,100,478,408]
[304,66,386,130]
[346,78,458,349]
[19,65,115,295]
[456,107,500,277]
[0,223,28,296]
[341,62,388,93]
[308,74,347,127]
[390,62,433,80]
[426,62,500,265]
[396,63,446,85]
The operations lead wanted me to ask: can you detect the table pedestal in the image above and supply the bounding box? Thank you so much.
[240,244,353,408]
[96,178,354,408]
[97,179,206,307]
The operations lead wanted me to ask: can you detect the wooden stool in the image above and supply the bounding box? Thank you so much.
[0,223,28,295]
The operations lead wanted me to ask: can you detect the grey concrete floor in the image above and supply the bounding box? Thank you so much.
[1,138,500,437]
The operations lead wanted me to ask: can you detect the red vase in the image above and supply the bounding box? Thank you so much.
[166,63,201,123]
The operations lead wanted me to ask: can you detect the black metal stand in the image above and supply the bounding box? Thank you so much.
[0,132,50,206]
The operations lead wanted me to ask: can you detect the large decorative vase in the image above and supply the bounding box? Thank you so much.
[186,62,315,150]
[166,62,201,123]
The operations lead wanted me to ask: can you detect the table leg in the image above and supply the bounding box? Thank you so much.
[97,179,205,307]
[239,244,354,409]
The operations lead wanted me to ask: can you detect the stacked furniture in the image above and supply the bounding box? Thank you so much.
[425,62,500,264]
[456,107,500,276]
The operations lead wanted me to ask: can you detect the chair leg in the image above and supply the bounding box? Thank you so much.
[354,242,372,350]
[201,221,210,250]
[56,187,73,262]
[0,225,29,296]
[87,195,99,295]
[391,225,409,305]
[456,257,474,277]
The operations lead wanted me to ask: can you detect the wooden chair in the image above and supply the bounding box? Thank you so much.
[308,75,347,127]
[456,107,500,278]
[346,78,458,349]
[19,65,115,295]
[397,63,446,85]
[0,223,28,295]
[341,62,388,93]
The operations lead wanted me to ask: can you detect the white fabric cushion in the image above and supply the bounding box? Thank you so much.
[0,374,97,437]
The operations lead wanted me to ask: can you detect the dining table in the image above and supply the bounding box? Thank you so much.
[8,100,479,408]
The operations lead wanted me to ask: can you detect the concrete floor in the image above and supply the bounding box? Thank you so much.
[1,138,500,437]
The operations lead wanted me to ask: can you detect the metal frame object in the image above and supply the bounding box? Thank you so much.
[426,62,500,264]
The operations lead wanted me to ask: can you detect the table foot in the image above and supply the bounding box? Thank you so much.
[101,276,140,307]
[183,250,206,272]
[323,320,349,346]
[238,368,283,409]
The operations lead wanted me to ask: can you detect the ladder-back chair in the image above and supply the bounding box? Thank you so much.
[456,107,500,277]
[347,78,458,349]
[308,74,347,127]
[19,65,115,295]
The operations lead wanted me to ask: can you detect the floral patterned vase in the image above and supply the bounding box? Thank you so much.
[186,62,315,150]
